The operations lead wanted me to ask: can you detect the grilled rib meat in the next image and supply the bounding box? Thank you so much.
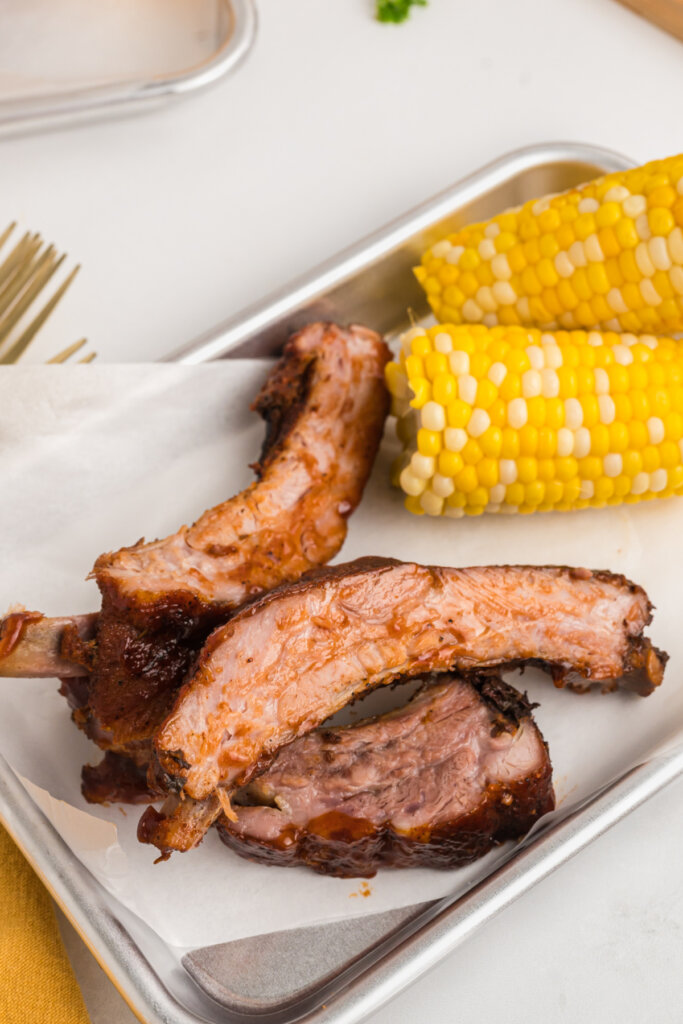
[33,323,390,771]
[139,558,665,856]
[217,674,555,877]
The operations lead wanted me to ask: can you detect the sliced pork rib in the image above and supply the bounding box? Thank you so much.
[1,323,390,773]
[217,674,555,877]
[153,558,665,807]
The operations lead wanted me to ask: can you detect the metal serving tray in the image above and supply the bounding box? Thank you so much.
[6,141,683,1024]
[0,0,256,138]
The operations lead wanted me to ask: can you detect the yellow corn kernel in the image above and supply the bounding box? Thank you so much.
[417,429,442,457]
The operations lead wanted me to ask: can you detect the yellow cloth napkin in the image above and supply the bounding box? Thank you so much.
[0,824,90,1023]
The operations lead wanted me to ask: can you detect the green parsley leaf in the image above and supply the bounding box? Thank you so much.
[376,0,427,24]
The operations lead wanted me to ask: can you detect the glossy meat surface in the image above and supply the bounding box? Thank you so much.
[154,558,665,808]
[80,323,390,756]
[218,674,554,877]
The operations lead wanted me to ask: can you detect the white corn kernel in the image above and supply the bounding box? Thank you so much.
[635,213,652,241]
[507,398,528,429]
[421,401,446,432]
[431,473,455,498]
[462,299,483,321]
[499,460,518,485]
[635,242,655,277]
[594,367,609,394]
[598,395,616,425]
[557,428,574,457]
[478,239,496,261]
[444,505,465,518]
[458,374,478,404]
[483,313,498,327]
[431,240,452,259]
[604,318,622,332]
[579,480,595,499]
[607,288,628,315]
[488,361,507,387]
[605,185,629,202]
[623,194,646,218]
[492,281,517,306]
[584,234,605,263]
[650,469,667,493]
[668,227,683,263]
[604,453,622,478]
[399,467,426,496]
[587,331,603,346]
[476,286,497,313]
[555,252,574,278]
[631,472,649,495]
[612,344,633,366]
[446,245,465,265]
[410,452,436,480]
[434,332,453,354]
[649,236,671,271]
[484,222,501,239]
[420,489,445,516]
[672,266,683,295]
[526,345,545,370]
[647,417,665,445]
[487,504,501,514]
[516,296,531,321]
[565,398,583,430]
[640,334,658,349]
[468,409,491,437]
[522,369,542,398]
[569,240,587,268]
[449,350,470,375]
[640,278,662,306]
[573,427,590,458]
[621,333,638,346]
[444,427,467,451]
[544,345,563,369]
[489,483,506,503]
[491,253,512,280]
[578,197,599,214]
[541,367,560,398]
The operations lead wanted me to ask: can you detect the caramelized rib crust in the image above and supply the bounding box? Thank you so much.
[76,323,390,759]
[217,674,555,877]
[153,559,665,807]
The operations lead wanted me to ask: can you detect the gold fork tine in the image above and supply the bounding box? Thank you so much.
[0,232,36,291]
[78,351,96,364]
[0,242,53,319]
[0,223,16,254]
[0,223,86,365]
[46,338,88,364]
[0,263,80,365]
[0,252,69,356]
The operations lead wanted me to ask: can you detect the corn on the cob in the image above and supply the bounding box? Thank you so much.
[415,155,683,335]
[386,323,683,517]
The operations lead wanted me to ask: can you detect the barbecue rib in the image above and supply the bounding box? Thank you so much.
[0,323,390,779]
[139,558,665,856]
[217,674,555,877]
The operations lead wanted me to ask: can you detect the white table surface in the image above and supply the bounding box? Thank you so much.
[3,0,683,1021]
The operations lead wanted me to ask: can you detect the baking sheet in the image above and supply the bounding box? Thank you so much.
[1,362,682,952]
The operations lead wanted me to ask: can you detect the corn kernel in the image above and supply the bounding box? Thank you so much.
[438,449,464,477]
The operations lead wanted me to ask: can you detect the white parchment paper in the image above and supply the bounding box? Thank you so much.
[1,364,682,949]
